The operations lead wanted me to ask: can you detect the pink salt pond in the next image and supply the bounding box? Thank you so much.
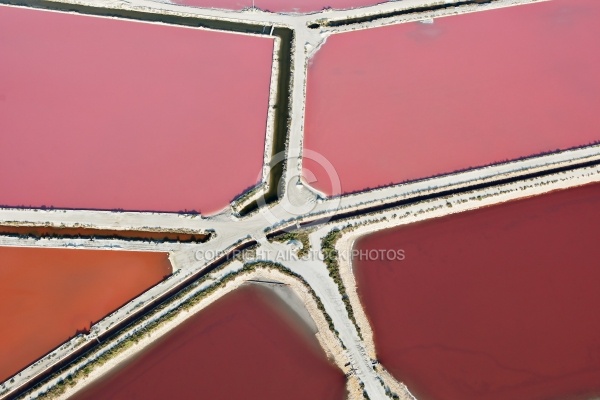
[72,285,347,400]
[0,5,274,215]
[354,182,600,400]
[304,0,600,196]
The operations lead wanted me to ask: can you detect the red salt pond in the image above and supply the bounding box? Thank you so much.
[354,182,600,400]
[169,0,384,13]
[73,284,346,400]
[0,247,171,382]
[0,6,273,215]
[304,0,600,196]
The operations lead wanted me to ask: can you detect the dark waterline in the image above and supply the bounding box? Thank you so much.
[0,225,210,243]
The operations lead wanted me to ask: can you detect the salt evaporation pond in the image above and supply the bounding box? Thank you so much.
[354,182,600,400]
[0,5,273,215]
[304,0,600,195]
[0,247,171,382]
[73,285,346,399]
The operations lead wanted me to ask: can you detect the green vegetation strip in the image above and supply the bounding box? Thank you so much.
[321,227,364,340]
